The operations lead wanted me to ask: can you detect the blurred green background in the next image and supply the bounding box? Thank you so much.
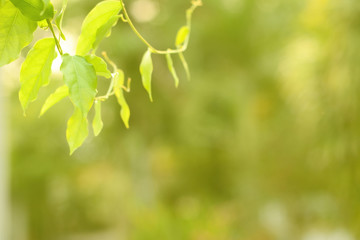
[1,0,360,239]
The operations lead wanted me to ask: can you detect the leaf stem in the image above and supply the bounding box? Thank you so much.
[95,52,118,101]
[119,0,200,55]
[46,19,63,55]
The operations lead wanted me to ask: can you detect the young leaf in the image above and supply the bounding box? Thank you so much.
[40,85,69,116]
[37,19,48,29]
[76,0,122,56]
[166,53,180,88]
[55,0,68,40]
[175,26,189,47]
[178,52,191,80]
[9,0,54,21]
[139,49,153,102]
[92,100,103,136]
[66,107,88,155]
[114,70,130,128]
[60,54,97,116]
[0,1,37,67]
[19,38,57,112]
[84,55,111,79]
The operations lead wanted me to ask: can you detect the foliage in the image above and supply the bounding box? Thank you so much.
[0,0,202,154]
[6,0,360,239]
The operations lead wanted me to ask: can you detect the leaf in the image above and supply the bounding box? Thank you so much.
[55,0,68,40]
[9,0,54,21]
[178,52,191,80]
[40,85,68,116]
[60,54,97,116]
[37,19,48,29]
[19,38,56,112]
[139,49,153,102]
[0,0,6,6]
[92,100,103,136]
[66,107,88,155]
[84,54,111,79]
[175,26,189,47]
[0,1,37,67]
[166,53,180,88]
[93,15,119,51]
[76,0,122,56]
[114,70,130,128]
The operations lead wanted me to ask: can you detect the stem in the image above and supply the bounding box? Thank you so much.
[46,19,63,55]
[102,52,117,72]
[95,52,118,101]
[119,0,188,55]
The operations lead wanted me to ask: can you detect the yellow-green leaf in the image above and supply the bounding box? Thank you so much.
[55,0,68,40]
[84,54,111,78]
[40,85,69,116]
[166,53,179,88]
[175,26,189,47]
[114,70,130,128]
[139,49,153,102]
[93,15,119,51]
[76,0,122,55]
[0,1,37,67]
[37,19,48,29]
[19,38,57,112]
[66,107,88,155]
[9,0,54,21]
[178,52,190,80]
[92,100,103,136]
[60,54,97,116]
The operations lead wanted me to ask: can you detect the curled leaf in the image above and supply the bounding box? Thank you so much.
[114,70,130,128]
[166,53,180,88]
[55,0,68,40]
[178,52,191,81]
[139,49,153,102]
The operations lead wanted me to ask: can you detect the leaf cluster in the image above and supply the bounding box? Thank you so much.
[0,0,201,154]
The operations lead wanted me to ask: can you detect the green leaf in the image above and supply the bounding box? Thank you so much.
[175,26,189,47]
[114,70,130,128]
[178,52,191,80]
[166,53,179,88]
[0,0,6,7]
[55,0,68,40]
[0,1,37,67]
[66,107,88,155]
[60,54,97,116]
[92,100,103,136]
[139,49,153,102]
[76,0,122,56]
[19,38,57,112]
[37,19,48,29]
[40,85,68,116]
[9,0,54,21]
[84,54,111,78]
[93,15,119,51]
